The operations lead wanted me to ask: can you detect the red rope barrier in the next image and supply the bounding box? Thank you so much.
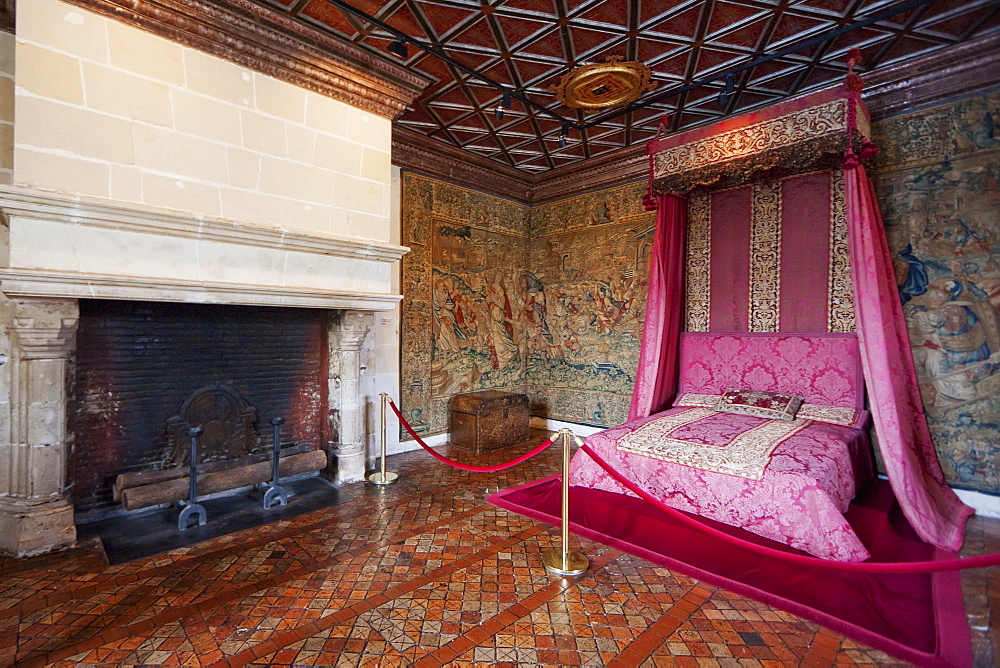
[578,441,1000,573]
[388,398,558,473]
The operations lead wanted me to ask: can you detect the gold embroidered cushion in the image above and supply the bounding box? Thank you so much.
[714,388,804,421]
[675,393,866,428]
[673,393,719,408]
[795,403,865,428]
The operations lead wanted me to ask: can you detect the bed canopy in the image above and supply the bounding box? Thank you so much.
[631,67,973,552]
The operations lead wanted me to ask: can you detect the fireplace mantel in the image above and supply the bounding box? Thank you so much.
[0,186,408,262]
[0,268,402,311]
[0,186,408,310]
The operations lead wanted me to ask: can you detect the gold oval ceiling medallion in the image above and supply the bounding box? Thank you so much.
[550,56,656,113]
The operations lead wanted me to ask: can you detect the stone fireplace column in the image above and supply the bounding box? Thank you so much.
[0,298,79,557]
[327,310,374,485]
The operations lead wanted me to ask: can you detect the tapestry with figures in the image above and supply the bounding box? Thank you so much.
[874,90,1000,494]
[400,174,529,437]
[401,173,655,436]
[527,183,655,427]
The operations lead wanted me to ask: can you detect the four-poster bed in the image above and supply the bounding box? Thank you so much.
[572,332,875,560]
[568,70,973,561]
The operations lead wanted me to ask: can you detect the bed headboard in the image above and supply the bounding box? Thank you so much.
[677,332,865,409]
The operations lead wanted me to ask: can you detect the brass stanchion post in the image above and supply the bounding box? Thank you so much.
[368,393,398,485]
[542,429,588,576]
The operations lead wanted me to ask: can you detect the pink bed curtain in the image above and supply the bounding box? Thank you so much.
[629,193,687,420]
[843,163,973,551]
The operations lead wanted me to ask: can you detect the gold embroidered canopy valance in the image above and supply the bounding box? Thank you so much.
[647,84,873,194]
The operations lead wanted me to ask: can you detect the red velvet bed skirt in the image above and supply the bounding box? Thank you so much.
[489,477,972,666]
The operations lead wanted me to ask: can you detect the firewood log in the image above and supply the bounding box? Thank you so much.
[120,449,328,511]
[113,444,309,500]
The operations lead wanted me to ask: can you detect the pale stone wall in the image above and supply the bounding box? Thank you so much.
[365,165,404,458]
[0,283,10,511]
[0,24,11,528]
[13,0,392,241]
[0,24,13,461]
[0,31,12,186]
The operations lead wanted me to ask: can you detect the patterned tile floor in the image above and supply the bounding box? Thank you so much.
[0,430,997,667]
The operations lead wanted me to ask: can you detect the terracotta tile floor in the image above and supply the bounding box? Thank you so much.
[1,430,997,667]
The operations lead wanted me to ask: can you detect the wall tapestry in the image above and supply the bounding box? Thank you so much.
[400,173,653,435]
[527,182,655,428]
[874,90,1000,494]
[400,173,529,436]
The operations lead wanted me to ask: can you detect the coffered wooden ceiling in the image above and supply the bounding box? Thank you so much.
[239,1,996,172]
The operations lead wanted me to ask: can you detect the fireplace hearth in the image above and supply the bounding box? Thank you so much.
[70,300,328,518]
[78,475,348,564]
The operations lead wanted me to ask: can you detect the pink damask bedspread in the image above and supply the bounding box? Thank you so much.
[569,407,875,561]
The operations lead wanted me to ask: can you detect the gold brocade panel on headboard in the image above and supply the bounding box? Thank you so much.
[683,169,855,334]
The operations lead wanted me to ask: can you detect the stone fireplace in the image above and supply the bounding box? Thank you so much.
[0,0,424,556]
[0,189,407,555]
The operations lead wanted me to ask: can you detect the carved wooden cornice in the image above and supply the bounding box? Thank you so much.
[61,0,429,120]
[862,32,1000,118]
[392,126,647,205]
[526,145,647,204]
[391,127,531,203]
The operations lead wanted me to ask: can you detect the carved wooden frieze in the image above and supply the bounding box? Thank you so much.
[392,127,649,206]
[392,127,531,204]
[61,0,429,120]
[528,146,647,204]
[863,32,1000,118]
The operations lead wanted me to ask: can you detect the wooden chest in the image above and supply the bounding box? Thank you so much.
[450,391,530,454]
